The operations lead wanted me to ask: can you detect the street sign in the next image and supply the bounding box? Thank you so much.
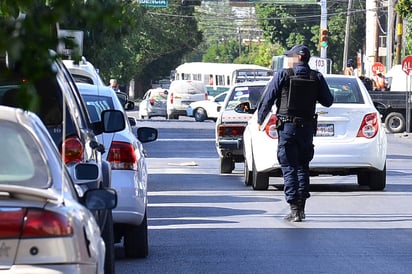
[138,0,168,7]
[371,62,385,75]
[401,55,412,75]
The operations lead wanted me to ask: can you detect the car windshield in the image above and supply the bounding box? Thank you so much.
[226,85,266,110]
[325,77,364,104]
[0,120,50,187]
[82,94,114,122]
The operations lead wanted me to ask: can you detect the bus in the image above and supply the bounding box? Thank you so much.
[171,62,273,97]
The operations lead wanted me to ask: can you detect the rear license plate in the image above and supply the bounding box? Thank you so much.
[316,123,334,136]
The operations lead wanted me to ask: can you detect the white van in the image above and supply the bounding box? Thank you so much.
[167,80,208,119]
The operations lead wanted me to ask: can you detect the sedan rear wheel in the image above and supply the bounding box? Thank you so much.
[252,159,269,190]
[220,157,234,174]
[357,164,386,190]
[244,161,253,186]
[124,212,149,258]
[194,108,207,122]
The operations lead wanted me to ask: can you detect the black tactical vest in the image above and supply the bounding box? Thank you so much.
[277,68,319,118]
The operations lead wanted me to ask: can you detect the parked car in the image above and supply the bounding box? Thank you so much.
[76,83,158,258]
[215,81,270,174]
[63,57,106,86]
[63,57,135,110]
[0,105,117,274]
[186,91,228,122]
[243,74,387,191]
[0,54,124,274]
[167,80,208,119]
[139,87,168,119]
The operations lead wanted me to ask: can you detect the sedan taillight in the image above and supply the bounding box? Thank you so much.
[62,136,84,164]
[107,141,137,170]
[0,208,73,238]
[264,114,279,139]
[357,112,379,138]
[217,124,245,137]
[170,93,174,105]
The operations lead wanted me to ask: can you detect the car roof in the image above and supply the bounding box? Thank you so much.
[76,83,116,96]
[63,58,105,86]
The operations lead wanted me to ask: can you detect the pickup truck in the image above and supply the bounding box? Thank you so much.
[215,81,269,174]
[368,90,412,133]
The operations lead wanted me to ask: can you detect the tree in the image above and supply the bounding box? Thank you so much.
[255,2,365,73]
[396,0,412,55]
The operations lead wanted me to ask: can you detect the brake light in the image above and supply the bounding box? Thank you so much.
[357,113,379,138]
[62,136,84,164]
[0,208,73,238]
[0,208,25,238]
[205,93,208,100]
[264,114,279,139]
[150,97,155,105]
[107,141,137,170]
[217,124,245,137]
[170,93,174,105]
[23,209,73,237]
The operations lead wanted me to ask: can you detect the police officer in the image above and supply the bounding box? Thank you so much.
[257,45,333,222]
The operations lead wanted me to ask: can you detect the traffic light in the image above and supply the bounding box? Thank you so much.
[320,28,329,48]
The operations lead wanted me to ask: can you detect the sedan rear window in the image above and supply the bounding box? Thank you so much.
[0,121,49,187]
[325,77,364,104]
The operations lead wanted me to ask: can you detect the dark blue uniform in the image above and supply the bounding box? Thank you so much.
[257,62,333,216]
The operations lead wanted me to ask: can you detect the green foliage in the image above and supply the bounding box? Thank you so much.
[395,0,412,55]
[0,0,202,98]
[254,2,365,73]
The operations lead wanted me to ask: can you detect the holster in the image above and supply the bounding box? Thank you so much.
[312,114,318,136]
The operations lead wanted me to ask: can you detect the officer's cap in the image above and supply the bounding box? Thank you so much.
[284,45,310,61]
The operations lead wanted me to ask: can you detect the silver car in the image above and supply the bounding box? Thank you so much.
[139,88,168,119]
[77,83,158,258]
[0,105,117,274]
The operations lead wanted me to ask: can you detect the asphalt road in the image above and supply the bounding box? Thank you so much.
[115,114,412,274]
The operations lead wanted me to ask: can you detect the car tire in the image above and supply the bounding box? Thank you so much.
[369,164,386,190]
[357,164,386,190]
[124,212,149,258]
[385,112,405,133]
[244,160,253,186]
[101,210,115,274]
[194,108,207,122]
[167,113,178,119]
[220,157,234,174]
[252,159,269,190]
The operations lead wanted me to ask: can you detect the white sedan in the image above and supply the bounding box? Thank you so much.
[243,75,387,191]
[186,91,228,122]
[0,105,117,274]
[77,83,158,258]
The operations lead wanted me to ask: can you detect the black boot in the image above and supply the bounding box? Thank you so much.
[298,199,306,220]
[284,203,302,222]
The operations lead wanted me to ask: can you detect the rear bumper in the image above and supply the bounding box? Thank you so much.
[111,170,146,225]
[253,136,387,175]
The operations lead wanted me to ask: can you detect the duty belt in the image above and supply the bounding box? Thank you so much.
[277,115,314,127]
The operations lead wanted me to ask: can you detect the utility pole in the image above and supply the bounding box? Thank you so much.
[395,16,403,64]
[386,0,395,69]
[342,0,353,72]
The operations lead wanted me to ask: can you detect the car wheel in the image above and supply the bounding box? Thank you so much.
[385,112,405,133]
[168,113,178,119]
[124,212,149,258]
[194,108,207,122]
[357,171,369,186]
[252,159,269,190]
[101,210,115,274]
[357,164,386,190]
[369,164,386,190]
[244,160,253,186]
[220,157,233,174]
